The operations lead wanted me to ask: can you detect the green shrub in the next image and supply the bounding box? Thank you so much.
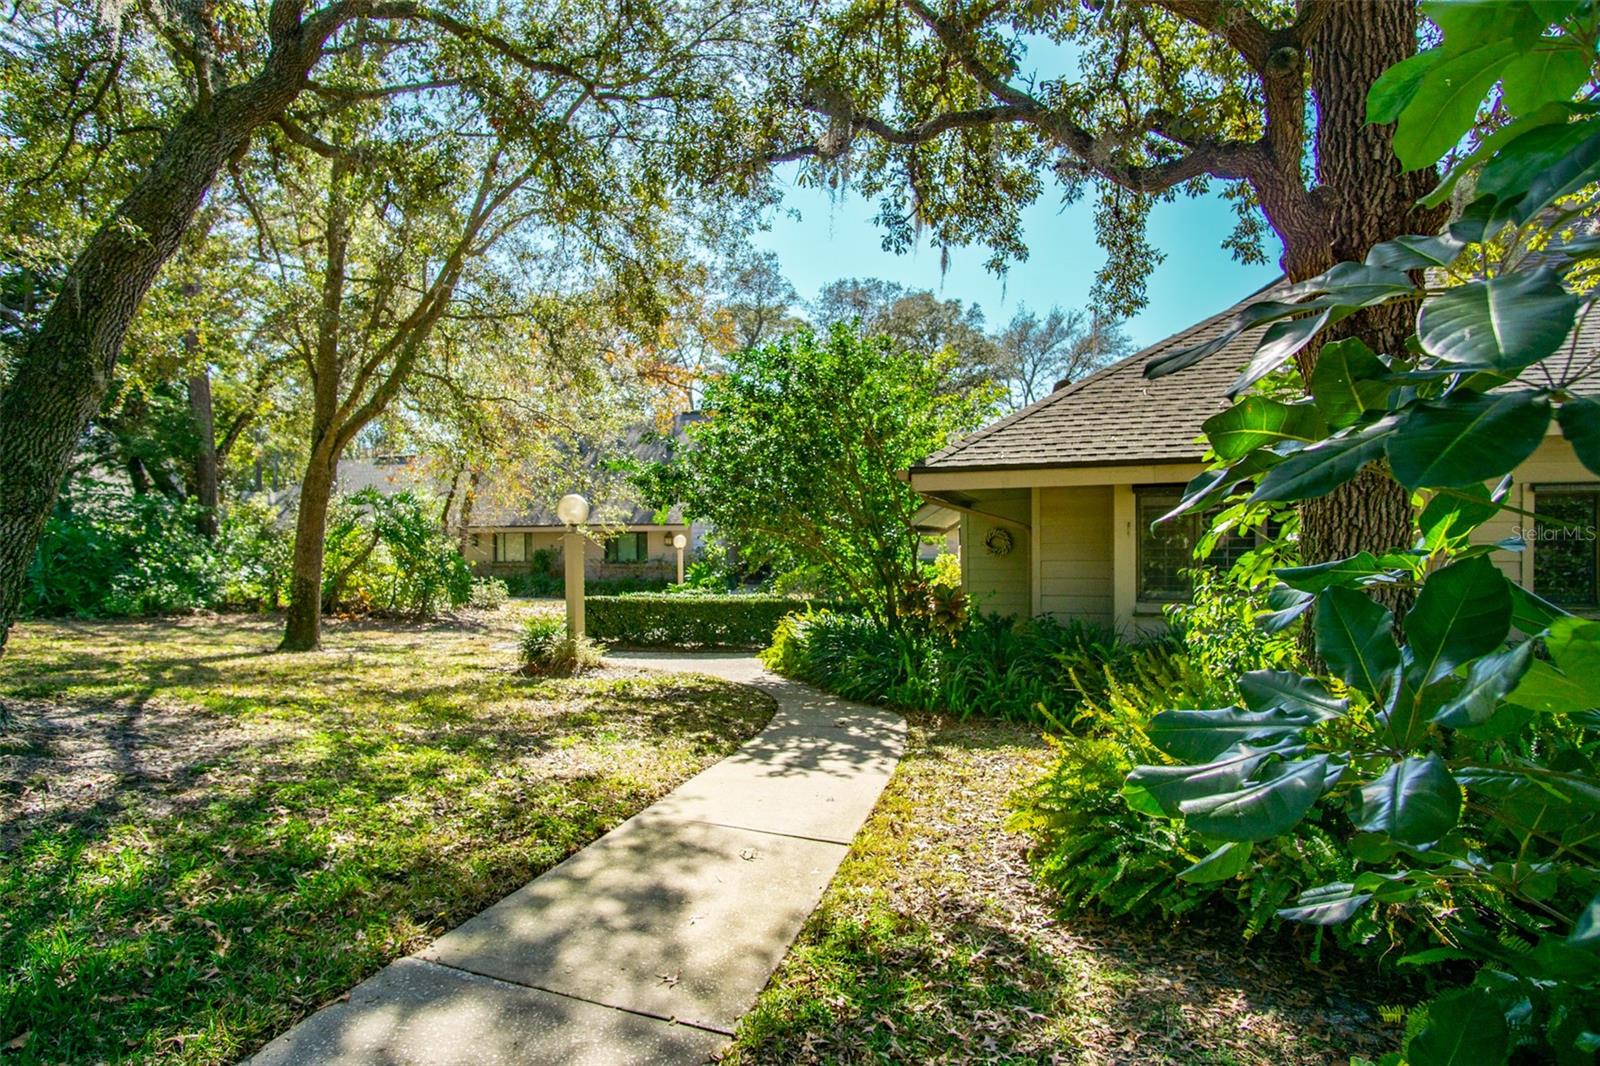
[518,616,603,676]
[468,577,510,610]
[587,593,840,647]
[761,608,1148,729]
[26,482,219,618]
[215,498,292,610]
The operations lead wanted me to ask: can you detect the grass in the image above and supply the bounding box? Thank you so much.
[0,611,773,1064]
[725,714,1397,1065]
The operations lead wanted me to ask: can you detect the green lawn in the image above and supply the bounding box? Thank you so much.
[726,714,1398,1065]
[0,612,773,1064]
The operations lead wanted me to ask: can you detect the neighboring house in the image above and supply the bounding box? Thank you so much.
[909,280,1600,633]
[334,417,702,582]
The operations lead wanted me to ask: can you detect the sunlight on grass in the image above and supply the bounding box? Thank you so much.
[0,613,771,1064]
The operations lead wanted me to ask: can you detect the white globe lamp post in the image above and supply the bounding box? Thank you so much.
[672,532,688,585]
[556,494,590,638]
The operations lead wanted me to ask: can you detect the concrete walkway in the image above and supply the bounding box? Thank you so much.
[248,652,904,1065]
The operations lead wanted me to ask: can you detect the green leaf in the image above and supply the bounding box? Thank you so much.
[1418,480,1507,552]
[1516,121,1600,223]
[1392,40,1518,171]
[1367,48,1443,125]
[1314,586,1401,696]
[1558,397,1600,477]
[1238,669,1348,719]
[1406,555,1514,685]
[1228,308,1332,397]
[1277,881,1374,924]
[1510,582,1568,635]
[1417,270,1581,371]
[1386,390,1552,490]
[1501,41,1594,115]
[1421,102,1574,209]
[1508,657,1600,713]
[1276,552,1391,593]
[1259,583,1314,632]
[1178,841,1252,884]
[1433,641,1535,727]
[1203,398,1327,461]
[1310,338,1394,429]
[1475,116,1599,206]
[1123,743,1287,818]
[1407,986,1510,1066]
[1364,232,1467,271]
[1571,891,1600,946]
[1179,756,1336,842]
[1147,706,1320,763]
[1354,754,1462,844]
[1250,418,1395,503]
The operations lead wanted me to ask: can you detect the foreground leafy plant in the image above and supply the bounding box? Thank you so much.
[1133,7,1600,1063]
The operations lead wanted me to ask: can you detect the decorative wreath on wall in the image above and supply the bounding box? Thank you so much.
[983,526,1015,556]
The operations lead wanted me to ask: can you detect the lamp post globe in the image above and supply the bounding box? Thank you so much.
[555,493,590,526]
[671,533,687,550]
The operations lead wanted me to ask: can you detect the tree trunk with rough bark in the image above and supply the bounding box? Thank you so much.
[280,448,337,651]
[1256,2,1446,624]
[0,12,334,654]
[188,370,221,538]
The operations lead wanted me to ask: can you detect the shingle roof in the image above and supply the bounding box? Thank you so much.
[912,278,1600,474]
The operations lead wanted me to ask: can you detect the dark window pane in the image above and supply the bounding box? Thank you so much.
[1136,487,1258,603]
[1535,492,1599,608]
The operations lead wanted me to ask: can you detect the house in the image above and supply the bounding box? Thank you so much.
[334,417,702,582]
[909,281,1600,633]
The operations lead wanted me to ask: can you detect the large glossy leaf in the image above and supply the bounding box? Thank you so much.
[1354,754,1461,844]
[1386,390,1552,490]
[1363,232,1466,271]
[1571,891,1600,947]
[1433,641,1535,727]
[1163,448,1283,519]
[1406,986,1511,1066]
[1392,40,1517,171]
[1516,121,1600,223]
[1203,398,1327,461]
[1367,48,1442,124]
[1417,480,1507,552]
[1229,309,1332,397]
[1123,742,1289,818]
[1250,418,1395,503]
[1314,587,1401,696]
[1406,555,1514,685]
[1259,584,1314,632]
[1178,841,1252,884]
[1501,41,1594,115]
[1275,552,1389,593]
[1238,670,1348,719]
[1277,881,1374,924]
[1474,116,1599,206]
[1558,397,1600,477]
[1179,756,1336,842]
[1510,583,1568,636]
[1309,338,1394,428]
[1418,270,1580,372]
[1147,706,1320,763]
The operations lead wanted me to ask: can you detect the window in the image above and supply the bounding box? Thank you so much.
[1535,488,1600,609]
[1135,486,1257,604]
[493,532,529,563]
[604,531,649,563]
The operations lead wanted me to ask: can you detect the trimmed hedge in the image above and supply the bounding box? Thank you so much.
[585,593,844,647]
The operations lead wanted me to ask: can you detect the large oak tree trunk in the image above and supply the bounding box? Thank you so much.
[188,370,221,538]
[280,449,338,651]
[1258,2,1447,629]
[0,17,325,654]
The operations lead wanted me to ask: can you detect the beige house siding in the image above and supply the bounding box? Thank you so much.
[959,491,1031,619]
[1036,486,1115,626]
[936,435,1599,631]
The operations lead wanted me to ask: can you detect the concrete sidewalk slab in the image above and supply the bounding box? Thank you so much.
[249,958,726,1066]
[420,813,841,1031]
[246,653,904,1065]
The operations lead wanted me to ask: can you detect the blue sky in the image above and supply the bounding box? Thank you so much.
[752,170,1285,351]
